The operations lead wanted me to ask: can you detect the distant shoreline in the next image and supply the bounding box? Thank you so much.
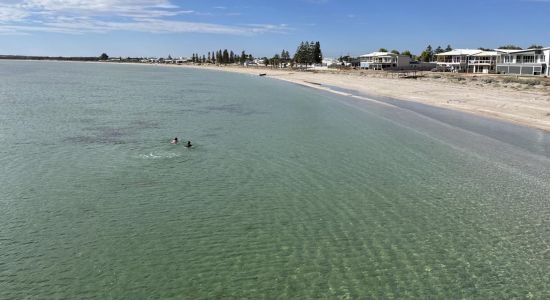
[3,59,550,132]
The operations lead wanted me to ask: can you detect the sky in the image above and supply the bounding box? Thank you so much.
[1,0,550,58]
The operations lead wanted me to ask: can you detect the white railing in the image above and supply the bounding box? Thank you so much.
[468,59,495,64]
[362,59,395,63]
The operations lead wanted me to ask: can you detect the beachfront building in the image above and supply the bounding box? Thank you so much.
[322,58,340,67]
[467,51,499,73]
[496,48,550,76]
[253,58,265,65]
[359,52,411,70]
[435,49,482,72]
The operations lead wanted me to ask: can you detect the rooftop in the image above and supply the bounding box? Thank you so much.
[472,51,499,57]
[360,52,398,58]
[435,49,482,56]
[496,47,550,54]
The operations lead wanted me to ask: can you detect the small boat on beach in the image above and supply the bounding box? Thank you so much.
[259,73,267,77]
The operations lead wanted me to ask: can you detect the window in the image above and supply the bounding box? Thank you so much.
[521,55,534,63]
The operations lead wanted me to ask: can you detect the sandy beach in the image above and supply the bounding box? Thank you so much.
[172,64,550,132]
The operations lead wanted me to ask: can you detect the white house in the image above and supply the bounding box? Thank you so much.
[322,58,340,67]
[496,47,549,76]
[435,49,481,72]
[244,61,258,67]
[359,52,411,70]
[435,47,550,75]
[468,51,499,73]
[253,58,265,65]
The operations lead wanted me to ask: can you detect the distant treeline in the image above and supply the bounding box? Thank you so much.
[0,55,100,61]
[190,50,254,64]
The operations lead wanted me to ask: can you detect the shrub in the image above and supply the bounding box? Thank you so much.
[501,77,516,84]
[525,79,540,86]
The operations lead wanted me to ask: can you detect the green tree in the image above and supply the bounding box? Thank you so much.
[434,46,444,54]
[313,41,323,64]
[528,44,543,49]
[378,48,388,52]
[293,42,305,67]
[419,45,433,62]
[99,53,109,60]
[229,51,235,63]
[401,50,412,57]
[304,41,311,65]
[222,49,229,64]
[390,49,400,55]
[445,44,453,52]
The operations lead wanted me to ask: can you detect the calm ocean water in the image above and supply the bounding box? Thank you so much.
[1,61,550,299]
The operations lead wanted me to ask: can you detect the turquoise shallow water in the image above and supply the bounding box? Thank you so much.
[1,61,550,299]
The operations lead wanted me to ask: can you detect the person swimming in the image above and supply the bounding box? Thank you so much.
[185,140,192,148]
[171,137,178,144]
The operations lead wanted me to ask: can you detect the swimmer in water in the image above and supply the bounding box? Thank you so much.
[171,137,178,144]
[185,140,192,148]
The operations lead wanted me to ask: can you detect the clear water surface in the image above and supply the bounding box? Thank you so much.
[1,61,550,299]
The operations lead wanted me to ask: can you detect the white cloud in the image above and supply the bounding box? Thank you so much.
[0,0,290,35]
[0,4,30,22]
[22,0,177,12]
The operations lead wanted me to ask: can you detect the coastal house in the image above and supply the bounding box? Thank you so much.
[322,58,340,67]
[253,58,266,65]
[171,57,191,64]
[435,49,481,72]
[496,47,550,76]
[244,60,258,67]
[467,51,499,73]
[359,52,411,70]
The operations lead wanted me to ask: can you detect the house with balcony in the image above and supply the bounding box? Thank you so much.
[496,48,549,76]
[435,49,482,72]
[467,51,499,73]
[359,52,411,70]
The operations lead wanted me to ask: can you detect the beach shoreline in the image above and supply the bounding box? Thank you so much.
[9,59,548,132]
[170,63,550,132]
